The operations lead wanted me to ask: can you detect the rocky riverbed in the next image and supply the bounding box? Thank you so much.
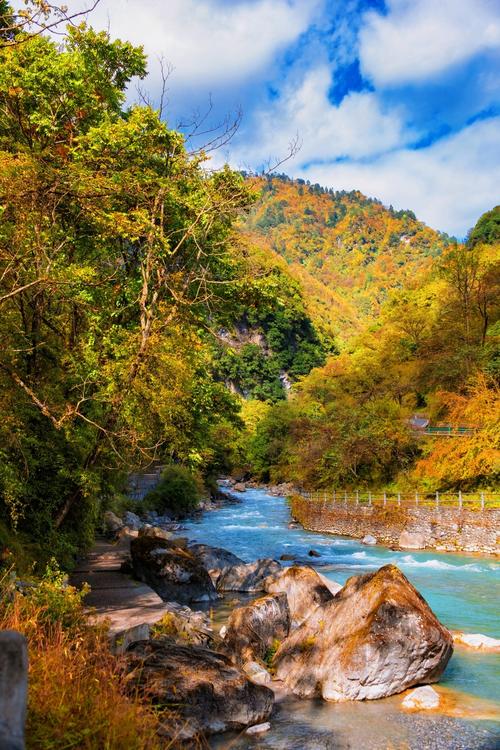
[93,489,500,748]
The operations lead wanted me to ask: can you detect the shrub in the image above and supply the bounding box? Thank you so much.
[0,570,166,749]
[143,465,202,516]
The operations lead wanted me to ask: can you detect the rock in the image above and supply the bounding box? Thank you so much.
[110,623,151,655]
[280,553,296,561]
[103,510,123,537]
[243,661,272,686]
[452,632,500,652]
[287,521,300,529]
[219,625,227,640]
[398,531,426,550]
[0,631,28,750]
[138,525,173,541]
[245,722,271,735]
[217,559,281,592]
[361,534,377,546]
[308,549,321,558]
[220,593,290,666]
[151,602,214,646]
[233,482,246,492]
[402,685,440,710]
[273,564,453,701]
[130,535,218,604]
[124,640,274,740]
[263,566,340,628]
[123,511,142,530]
[189,543,243,572]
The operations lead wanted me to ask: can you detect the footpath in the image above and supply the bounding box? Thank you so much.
[70,534,170,650]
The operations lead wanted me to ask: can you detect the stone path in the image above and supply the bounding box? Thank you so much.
[70,534,170,650]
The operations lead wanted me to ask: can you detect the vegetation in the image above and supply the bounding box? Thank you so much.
[241,202,500,492]
[143,465,202,517]
[0,563,165,749]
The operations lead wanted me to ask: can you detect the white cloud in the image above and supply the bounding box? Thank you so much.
[359,0,500,86]
[296,117,500,236]
[231,65,410,166]
[81,0,319,88]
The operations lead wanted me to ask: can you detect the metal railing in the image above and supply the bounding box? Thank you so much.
[300,489,500,511]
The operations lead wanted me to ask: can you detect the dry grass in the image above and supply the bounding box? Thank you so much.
[0,574,170,750]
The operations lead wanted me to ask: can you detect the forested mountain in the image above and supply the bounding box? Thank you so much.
[239,175,455,344]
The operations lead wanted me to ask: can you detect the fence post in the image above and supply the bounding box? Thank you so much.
[333,489,336,505]
[481,492,485,511]
[415,492,419,507]
[368,491,372,507]
[355,490,359,506]
[458,490,462,510]
[344,491,347,507]
[397,492,401,508]
[383,491,387,507]
[435,491,439,510]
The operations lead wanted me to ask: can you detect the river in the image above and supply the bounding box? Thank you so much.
[182,487,500,749]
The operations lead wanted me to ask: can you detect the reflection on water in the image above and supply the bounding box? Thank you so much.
[182,488,500,749]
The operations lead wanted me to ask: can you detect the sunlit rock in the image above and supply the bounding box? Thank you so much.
[273,564,453,701]
[263,565,341,628]
[219,593,290,666]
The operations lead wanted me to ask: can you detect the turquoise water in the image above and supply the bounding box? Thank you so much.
[183,488,500,708]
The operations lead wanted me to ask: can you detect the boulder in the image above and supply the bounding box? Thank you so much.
[189,543,243,573]
[280,553,295,561]
[138,525,173,541]
[361,534,377,546]
[263,566,339,628]
[233,482,246,492]
[220,593,290,666]
[124,640,274,740]
[217,559,281,592]
[398,531,426,550]
[130,535,217,604]
[402,685,440,710]
[0,631,27,750]
[103,510,123,537]
[273,564,453,701]
[308,549,321,558]
[123,511,142,530]
[150,602,214,646]
[243,661,272,686]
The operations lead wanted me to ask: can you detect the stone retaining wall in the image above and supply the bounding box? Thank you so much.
[290,496,499,554]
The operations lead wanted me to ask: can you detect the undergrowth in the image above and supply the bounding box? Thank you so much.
[0,562,173,750]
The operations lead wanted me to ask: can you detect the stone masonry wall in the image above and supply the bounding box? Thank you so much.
[290,496,499,554]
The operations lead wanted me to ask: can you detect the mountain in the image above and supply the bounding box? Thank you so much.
[238,174,454,344]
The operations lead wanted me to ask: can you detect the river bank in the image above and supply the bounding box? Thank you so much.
[223,479,499,555]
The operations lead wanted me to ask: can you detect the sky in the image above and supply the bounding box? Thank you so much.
[76,0,500,237]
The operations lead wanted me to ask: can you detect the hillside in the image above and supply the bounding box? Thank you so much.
[239,175,454,344]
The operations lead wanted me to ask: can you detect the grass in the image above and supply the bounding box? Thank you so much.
[0,564,174,750]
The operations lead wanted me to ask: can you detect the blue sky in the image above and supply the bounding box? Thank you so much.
[82,0,499,236]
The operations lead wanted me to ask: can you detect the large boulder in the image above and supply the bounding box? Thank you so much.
[217,559,281,592]
[124,640,274,740]
[103,510,123,538]
[130,535,217,604]
[189,543,243,582]
[220,593,290,666]
[263,566,341,628]
[273,564,453,701]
